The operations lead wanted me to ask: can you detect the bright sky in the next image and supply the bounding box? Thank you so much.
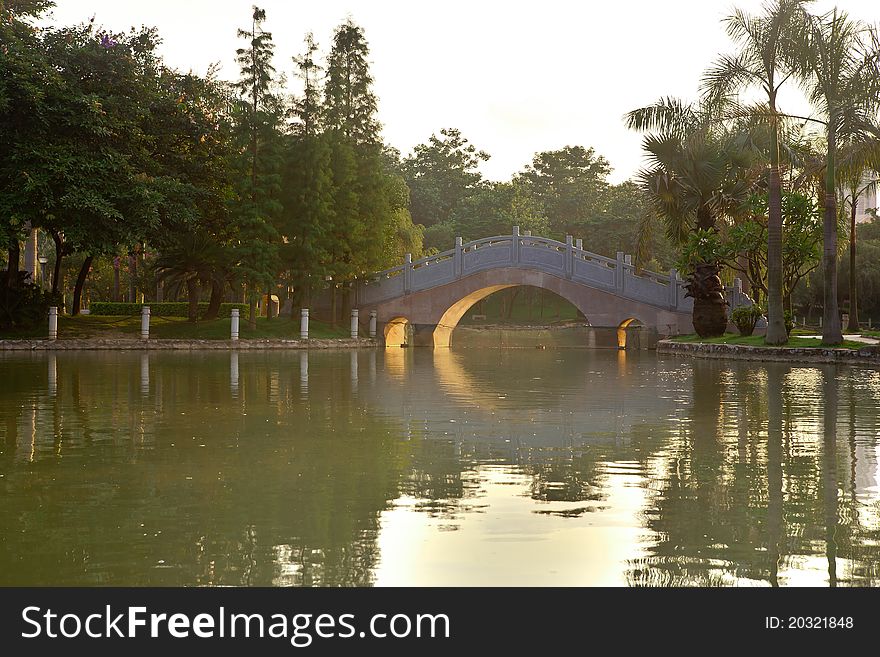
[46,0,879,184]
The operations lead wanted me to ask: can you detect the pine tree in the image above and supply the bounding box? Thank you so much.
[232,5,283,327]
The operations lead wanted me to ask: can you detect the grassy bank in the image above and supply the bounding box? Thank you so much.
[672,333,867,349]
[1,315,349,341]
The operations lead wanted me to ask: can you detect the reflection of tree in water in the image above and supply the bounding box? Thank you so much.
[628,362,880,587]
[0,353,419,586]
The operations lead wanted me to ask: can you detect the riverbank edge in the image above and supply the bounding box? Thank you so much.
[657,339,880,366]
[0,337,380,351]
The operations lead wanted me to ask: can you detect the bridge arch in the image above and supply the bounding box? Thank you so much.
[384,317,410,348]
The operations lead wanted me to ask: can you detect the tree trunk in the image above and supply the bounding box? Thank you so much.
[71,255,93,316]
[203,280,223,321]
[113,257,120,301]
[186,278,200,323]
[331,286,337,328]
[248,287,257,330]
[6,242,20,287]
[822,123,842,345]
[51,232,64,296]
[765,103,787,345]
[266,284,273,319]
[847,194,859,332]
[129,252,138,303]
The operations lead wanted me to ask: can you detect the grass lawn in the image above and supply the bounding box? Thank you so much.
[672,333,867,349]
[1,315,350,340]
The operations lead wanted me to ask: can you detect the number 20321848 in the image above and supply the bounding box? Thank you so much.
[765,617,853,630]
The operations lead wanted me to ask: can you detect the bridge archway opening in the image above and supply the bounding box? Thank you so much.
[384,317,411,348]
[436,284,590,348]
[617,318,644,350]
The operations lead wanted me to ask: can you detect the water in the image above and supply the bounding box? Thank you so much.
[1,348,879,587]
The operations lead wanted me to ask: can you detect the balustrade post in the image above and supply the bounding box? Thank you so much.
[669,269,678,308]
[615,252,625,292]
[512,226,520,264]
[575,238,583,251]
[565,235,574,279]
[404,253,412,294]
[369,310,377,338]
[454,237,463,278]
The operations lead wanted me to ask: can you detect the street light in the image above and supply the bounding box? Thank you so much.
[37,256,48,290]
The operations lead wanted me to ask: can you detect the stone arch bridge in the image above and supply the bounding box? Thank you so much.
[343,229,746,348]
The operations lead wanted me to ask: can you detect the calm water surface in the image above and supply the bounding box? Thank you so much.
[1,348,879,586]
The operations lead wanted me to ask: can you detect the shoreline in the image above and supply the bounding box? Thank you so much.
[657,339,880,366]
[0,338,380,351]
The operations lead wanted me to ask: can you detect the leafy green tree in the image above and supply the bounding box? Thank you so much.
[402,128,489,229]
[723,192,823,308]
[702,0,807,344]
[795,8,880,344]
[516,146,611,239]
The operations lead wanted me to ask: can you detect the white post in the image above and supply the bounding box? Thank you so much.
[369,310,377,338]
[300,308,309,339]
[350,308,359,339]
[230,308,240,341]
[624,254,632,265]
[575,238,583,251]
[140,306,150,340]
[48,306,58,341]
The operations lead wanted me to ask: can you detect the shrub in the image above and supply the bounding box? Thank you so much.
[89,302,248,319]
[0,272,50,330]
[731,305,763,336]
[784,310,794,336]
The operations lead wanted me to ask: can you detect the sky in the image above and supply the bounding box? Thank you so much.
[45,0,879,184]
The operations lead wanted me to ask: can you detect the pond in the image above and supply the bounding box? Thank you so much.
[1,348,879,586]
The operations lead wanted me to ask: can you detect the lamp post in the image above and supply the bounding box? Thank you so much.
[37,256,48,290]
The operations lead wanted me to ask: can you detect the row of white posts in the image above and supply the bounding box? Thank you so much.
[47,306,379,341]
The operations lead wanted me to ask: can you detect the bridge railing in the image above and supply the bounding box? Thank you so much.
[357,227,694,312]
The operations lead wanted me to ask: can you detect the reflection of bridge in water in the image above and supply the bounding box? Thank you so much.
[330,229,750,347]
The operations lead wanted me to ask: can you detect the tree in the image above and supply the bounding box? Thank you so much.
[233,5,283,327]
[795,8,880,344]
[323,18,379,145]
[837,138,879,331]
[152,232,226,322]
[626,98,757,336]
[516,146,611,239]
[702,0,806,344]
[402,128,489,228]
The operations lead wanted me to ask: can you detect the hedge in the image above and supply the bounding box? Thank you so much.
[89,302,249,319]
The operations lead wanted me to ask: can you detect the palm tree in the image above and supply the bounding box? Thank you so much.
[702,0,806,345]
[626,99,757,336]
[153,233,228,323]
[837,138,880,331]
[794,9,880,344]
